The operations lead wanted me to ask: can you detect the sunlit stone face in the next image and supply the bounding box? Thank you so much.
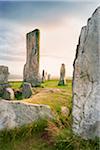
[72,7,100,139]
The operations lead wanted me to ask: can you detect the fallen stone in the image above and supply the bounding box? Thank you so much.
[0,100,53,130]
[72,7,100,139]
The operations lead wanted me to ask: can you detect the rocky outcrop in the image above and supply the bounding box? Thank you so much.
[0,100,52,130]
[23,29,41,87]
[72,7,100,139]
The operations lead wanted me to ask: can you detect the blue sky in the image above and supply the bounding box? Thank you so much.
[0,1,99,77]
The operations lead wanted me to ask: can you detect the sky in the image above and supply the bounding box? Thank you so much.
[0,1,100,78]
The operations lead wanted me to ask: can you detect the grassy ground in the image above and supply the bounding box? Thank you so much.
[1,79,99,150]
[24,79,72,113]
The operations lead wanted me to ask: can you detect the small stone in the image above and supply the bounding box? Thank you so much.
[61,106,69,117]
[22,82,32,99]
[2,88,15,100]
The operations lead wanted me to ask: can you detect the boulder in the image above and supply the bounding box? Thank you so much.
[2,88,15,100]
[0,100,53,130]
[72,7,100,139]
[22,82,32,99]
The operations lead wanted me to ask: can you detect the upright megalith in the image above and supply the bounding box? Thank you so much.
[23,29,41,87]
[72,7,100,139]
[0,66,9,96]
[0,66,9,84]
[58,64,66,86]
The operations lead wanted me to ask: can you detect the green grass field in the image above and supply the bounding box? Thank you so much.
[0,79,99,150]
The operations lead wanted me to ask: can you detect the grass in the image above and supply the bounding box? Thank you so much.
[9,81,23,89]
[24,79,72,112]
[0,119,54,150]
[1,79,99,150]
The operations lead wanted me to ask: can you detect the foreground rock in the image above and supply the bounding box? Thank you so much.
[23,29,41,87]
[0,100,52,130]
[72,7,100,139]
[22,82,32,99]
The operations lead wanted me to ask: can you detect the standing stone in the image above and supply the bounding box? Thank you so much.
[72,7,100,139]
[42,70,45,83]
[23,29,41,87]
[0,66,9,84]
[0,66,9,96]
[58,64,66,86]
[22,82,32,99]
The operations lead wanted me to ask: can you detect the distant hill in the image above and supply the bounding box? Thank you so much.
[8,74,23,81]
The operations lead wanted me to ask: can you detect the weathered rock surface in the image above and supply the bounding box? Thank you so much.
[22,82,32,99]
[0,100,52,130]
[72,7,100,139]
[23,29,41,87]
[2,88,15,100]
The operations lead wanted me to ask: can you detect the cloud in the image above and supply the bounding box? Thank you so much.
[0,20,26,62]
[0,1,99,76]
[0,1,99,27]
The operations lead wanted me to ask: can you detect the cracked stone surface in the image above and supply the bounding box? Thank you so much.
[23,29,41,87]
[72,7,100,139]
[0,100,52,130]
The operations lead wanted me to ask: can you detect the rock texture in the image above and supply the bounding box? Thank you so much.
[22,82,32,99]
[23,29,41,87]
[0,100,52,130]
[72,7,100,139]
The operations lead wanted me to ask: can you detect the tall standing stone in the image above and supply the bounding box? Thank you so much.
[72,7,100,139]
[58,64,66,86]
[23,29,41,87]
